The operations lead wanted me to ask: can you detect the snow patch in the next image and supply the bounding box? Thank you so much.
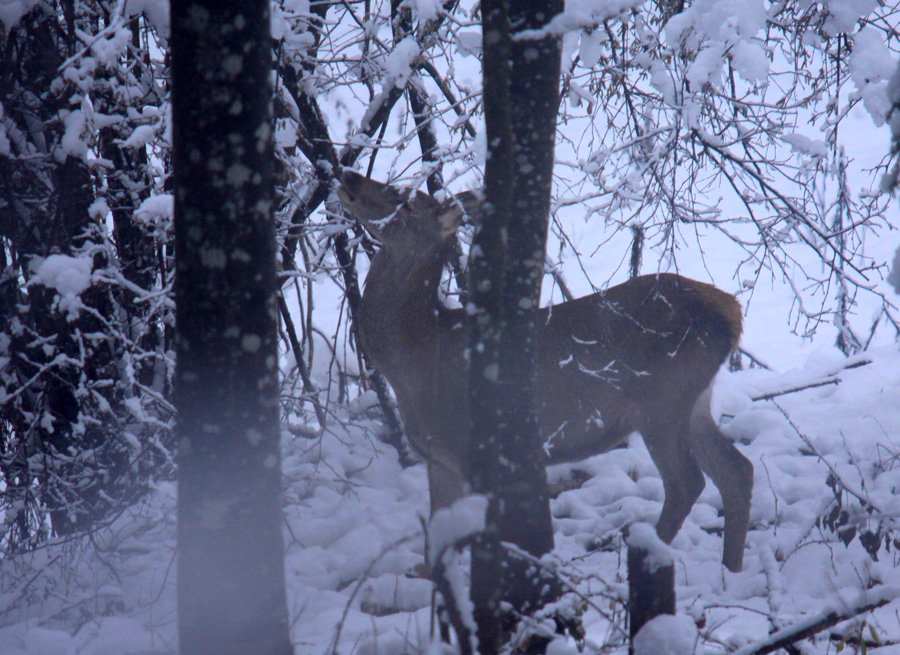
[120,125,156,149]
[822,0,876,35]
[61,110,89,159]
[666,0,767,85]
[782,133,828,158]
[407,0,443,25]
[849,28,897,125]
[0,0,39,30]
[428,495,488,563]
[29,255,94,317]
[626,523,674,572]
[383,37,420,88]
[125,0,170,37]
[134,194,173,225]
[633,614,698,655]
[456,31,481,57]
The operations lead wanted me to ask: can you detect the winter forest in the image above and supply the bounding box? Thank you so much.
[4,0,900,653]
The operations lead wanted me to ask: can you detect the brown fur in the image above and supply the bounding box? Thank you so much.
[339,172,754,572]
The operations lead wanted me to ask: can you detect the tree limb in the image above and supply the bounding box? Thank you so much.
[732,587,899,655]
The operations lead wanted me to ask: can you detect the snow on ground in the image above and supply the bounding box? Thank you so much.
[3,346,900,654]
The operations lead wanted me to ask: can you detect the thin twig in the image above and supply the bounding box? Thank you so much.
[278,293,328,429]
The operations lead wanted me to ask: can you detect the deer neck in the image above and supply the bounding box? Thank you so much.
[358,244,448,380]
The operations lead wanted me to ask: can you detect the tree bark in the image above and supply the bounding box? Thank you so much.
[468,0,563,650]
[172,2,292,654]
[627,548,676,644]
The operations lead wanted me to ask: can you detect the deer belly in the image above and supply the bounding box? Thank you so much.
[540,401,636,465]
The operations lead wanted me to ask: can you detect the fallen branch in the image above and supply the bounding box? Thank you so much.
[732,586,899,655]
[750,359,871,402]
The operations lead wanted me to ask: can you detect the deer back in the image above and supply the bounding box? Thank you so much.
[339,173,752,571]
[338,171,742,485]
[534,273,742,463]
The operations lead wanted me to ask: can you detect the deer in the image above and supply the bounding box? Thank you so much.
[337,170,754,572]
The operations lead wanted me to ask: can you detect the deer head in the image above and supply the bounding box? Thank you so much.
[338,170,753,572]
[338,172,478,253]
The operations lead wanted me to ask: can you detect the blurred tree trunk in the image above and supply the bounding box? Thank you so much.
[172,1,292,654]
[467,0,563,650]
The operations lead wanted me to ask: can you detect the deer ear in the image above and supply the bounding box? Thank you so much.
[434,191,480,238]
[437,206,463,238]
[451,190,482,221]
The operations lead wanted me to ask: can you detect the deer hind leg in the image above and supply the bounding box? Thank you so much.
[641,417,706,546]
[689,387,753,572]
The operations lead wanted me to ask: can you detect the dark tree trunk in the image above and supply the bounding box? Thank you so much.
[468,0,563,650]
[628,547,676,643]
[467,0,513,642]
[172,1,292,654]
[501,0,565,566]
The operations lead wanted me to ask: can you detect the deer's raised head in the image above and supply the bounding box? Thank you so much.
[339,172,753,573]
[338,171,468,251]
